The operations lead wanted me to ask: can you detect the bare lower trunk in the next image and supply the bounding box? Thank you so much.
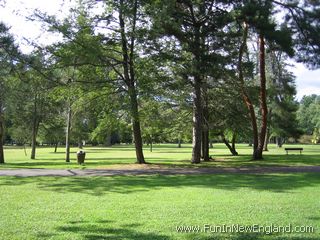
[178,137,181,148]
[238,22,259,159]
[264,108,272,151]
[30,120,39,160]
[202,129,210,161]
[231,132,238,155]
[202,84,210,161]
[263,128,269,151]
[0,106,4,164]
[149,139,153,152]
[0,116,4,164]
[119,0,145,164]
[276,137,283,148]
[65,104,71,162]
[129,87,145,163]
[221,134,238,156]
[191,77,202,164]
[255,34,268,160]
[54,142,58,153]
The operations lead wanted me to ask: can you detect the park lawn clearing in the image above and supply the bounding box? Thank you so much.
[0,144,320,170]
[0,173,319,240]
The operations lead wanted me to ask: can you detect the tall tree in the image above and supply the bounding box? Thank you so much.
[35,0,147,163]
[0,22,20,164]
[149,0,230,163]
[236,1,294,160]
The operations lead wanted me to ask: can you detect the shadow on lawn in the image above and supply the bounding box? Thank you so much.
[0,173,319,196]
[37,220,171,240]
[37,220,318,240]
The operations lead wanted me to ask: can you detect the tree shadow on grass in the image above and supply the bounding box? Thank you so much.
[213,154,320,167]
[0,173,319,196]
[37,220,171,240]
[37,220,319,240]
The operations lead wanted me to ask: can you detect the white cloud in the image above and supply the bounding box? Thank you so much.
[289,62,320,100]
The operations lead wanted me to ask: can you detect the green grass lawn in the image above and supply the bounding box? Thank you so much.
[0,143,319,169]
[0,173,319,239]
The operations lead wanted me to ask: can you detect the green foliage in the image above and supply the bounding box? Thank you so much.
[297,95,320,140]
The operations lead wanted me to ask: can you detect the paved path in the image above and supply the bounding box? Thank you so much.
[0,166,320,177]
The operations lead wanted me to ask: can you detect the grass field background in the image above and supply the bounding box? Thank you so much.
[0,144,319,239]
[0,143,319,169]
[0,173,319,239]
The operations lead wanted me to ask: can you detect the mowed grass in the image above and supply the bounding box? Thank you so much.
[0,143,319,169]
[0,173,319,239]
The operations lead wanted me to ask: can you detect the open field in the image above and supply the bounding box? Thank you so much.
[0,144,319,239]
[0,143,319,169]
[0,173,319,240]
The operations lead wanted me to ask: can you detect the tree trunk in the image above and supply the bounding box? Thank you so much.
[231,132,238,155]
[237,22,259,159]
[263,128,269,151]
[254,34,268,160]
[149,139,153,152]
[202,83,210,161]
[105,134,111,146]
[30,122,39,159]
[276,137,283,148]
[128,87,145,163]
[191,21,203,164]
[54,142,58,153]
[119,0,145,164]
[31,95,39,160]
[191,76,202,164]
[202,129,210,161]
[264,108,272,151]
[221,134,238,156]
[178,137,181,148]
[65,103,71,162]
[0,115,4,164]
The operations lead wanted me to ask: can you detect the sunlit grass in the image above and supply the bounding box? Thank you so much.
[0,143,319,169]
[0,173,319,239]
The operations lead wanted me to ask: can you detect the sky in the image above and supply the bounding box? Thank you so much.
[0,0,319,101]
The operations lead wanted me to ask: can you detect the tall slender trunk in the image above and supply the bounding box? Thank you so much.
[149,139,153,152]
[119,0,145,164]
[65,103,71,162]
[191,76,202,164]
[238,23,268,160]
[178,136,181,148]
[231,132,238,155]
[254,34,268,160]
[263,128,269,151]
[238,22,259,158]
[191,20,203,164]
[31,97,39,159]
[0,116,4,164]
[128,86,145,163]
[30,121,39,159]
[264,108,272,151]
[202,83,210,161]
[54,142,58,153]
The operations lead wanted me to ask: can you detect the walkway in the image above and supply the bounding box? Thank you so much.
[0,166,320,177]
